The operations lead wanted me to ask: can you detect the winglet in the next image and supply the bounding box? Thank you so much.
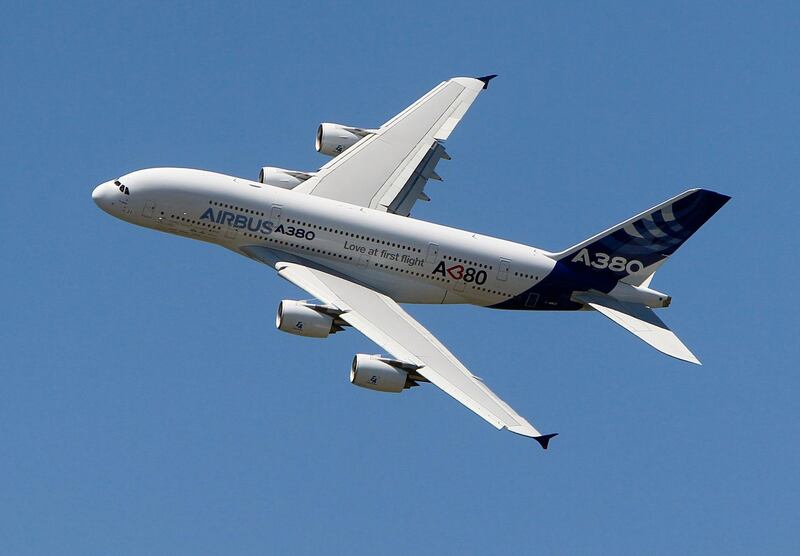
[533,433,558,450]
[476,74,498,89]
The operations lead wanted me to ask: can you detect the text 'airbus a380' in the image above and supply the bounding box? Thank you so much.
[93,75,729,449]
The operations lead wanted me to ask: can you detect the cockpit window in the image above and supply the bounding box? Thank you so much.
[114,180,130,195]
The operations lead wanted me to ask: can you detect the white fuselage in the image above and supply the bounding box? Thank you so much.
[92,167,557,306]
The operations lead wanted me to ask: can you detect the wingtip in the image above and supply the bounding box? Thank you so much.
[533,433,558,450]
[476,74,498,89]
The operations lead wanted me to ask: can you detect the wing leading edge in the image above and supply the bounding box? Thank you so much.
[294,76,492,216]
[275,261,556,448]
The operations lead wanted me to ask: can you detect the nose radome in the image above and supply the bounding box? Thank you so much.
[91,184,103,206]
[92,181,113,211]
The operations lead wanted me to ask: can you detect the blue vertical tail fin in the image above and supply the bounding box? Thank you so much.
[554,189,730,289]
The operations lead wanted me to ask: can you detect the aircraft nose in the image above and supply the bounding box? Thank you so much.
[92,182,112,210]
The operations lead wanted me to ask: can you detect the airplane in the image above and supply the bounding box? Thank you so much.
[92,75,729,449]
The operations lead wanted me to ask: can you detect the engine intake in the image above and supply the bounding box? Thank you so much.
[276,300,336,338]
[316,123,375,157]
[350,354,421,393]
[258,167,315,189]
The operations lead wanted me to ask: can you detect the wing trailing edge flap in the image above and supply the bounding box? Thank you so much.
[379,141,449,216]
[371,80,479,216]
[575,293,700,365]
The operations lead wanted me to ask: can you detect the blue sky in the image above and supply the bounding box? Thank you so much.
[2,1,798,554]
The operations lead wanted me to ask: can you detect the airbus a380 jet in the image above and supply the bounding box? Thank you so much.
[92,76,729,449]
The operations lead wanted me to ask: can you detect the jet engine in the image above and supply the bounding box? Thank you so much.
[276,300,338,338]
[258,167,315,189]
[350,354,424,393]
[315,123,375,157]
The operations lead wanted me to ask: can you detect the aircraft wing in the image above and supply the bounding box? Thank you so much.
[276,261,556,448]
[293,76,495,216]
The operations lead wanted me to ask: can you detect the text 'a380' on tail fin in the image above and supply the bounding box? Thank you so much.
[554,189,730,289]
[575,293,701,365]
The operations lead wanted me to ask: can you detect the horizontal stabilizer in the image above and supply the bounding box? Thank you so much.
[576,293,700,365]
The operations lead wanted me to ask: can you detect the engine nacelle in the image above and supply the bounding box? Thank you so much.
[350,354,412,393]
[258,167,315,189]
[276,300,335,338]
[316,123,375,157]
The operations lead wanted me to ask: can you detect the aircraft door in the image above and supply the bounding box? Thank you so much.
[143,200,156,218]
[426,243,439,264]
[498,259,511,281]
[271,204,283,221]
